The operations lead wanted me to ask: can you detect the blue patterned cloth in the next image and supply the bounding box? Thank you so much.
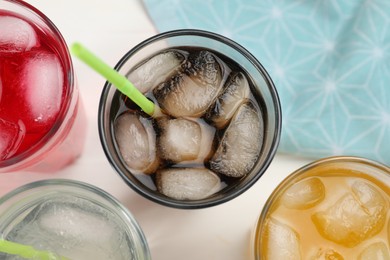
[143,0,390,166]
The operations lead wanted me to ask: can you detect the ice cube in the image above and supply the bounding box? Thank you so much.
[312,180,388,247]
[127,50,185,93]
[209,101,264,177]
[263,218,302,260]
[24,52,63,128]
[156,168,221,200]
[5,196,134,260]
[0,119,25,160]
[37,199,118,243]
[358,242,390,260]
[0,16,38,52]
[156,117,200,163]
[153,50,223,117]
[114,112,159,174]
[206,72,250,129]
[281,177,325,210]
[156,117,215,163]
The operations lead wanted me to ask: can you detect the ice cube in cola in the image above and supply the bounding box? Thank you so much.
[156,168,221,200]
[155,116,216,164]
[210,101,264,178]
[153,50,224,118]
[128,50,185,94]
[111,47,265,200]
[114,111,159,174]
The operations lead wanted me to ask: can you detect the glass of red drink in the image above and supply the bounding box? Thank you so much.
[0,0,86,173]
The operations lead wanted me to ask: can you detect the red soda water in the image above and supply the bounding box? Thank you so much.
[0,7,86,172]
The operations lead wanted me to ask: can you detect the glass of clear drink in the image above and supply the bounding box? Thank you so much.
[0,0,86,173]
[0,179,151,260]
[252,156,390,260]
[99,29,281,209]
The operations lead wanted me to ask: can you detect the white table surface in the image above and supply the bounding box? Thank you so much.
[0,0,313,259]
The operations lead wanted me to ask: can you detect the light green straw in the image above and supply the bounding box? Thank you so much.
[71,42,155,116]
[0,239,69,260]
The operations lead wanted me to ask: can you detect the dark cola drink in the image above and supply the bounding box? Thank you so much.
[111,47,265,201]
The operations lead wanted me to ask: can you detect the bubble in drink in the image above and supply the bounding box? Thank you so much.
[358,242,390,260]
[113,46,265,200]
[156,168,221,200]
[3,195,135,260]
[0,16,37,52]
[128,51,185,93]
[312,180,388,247]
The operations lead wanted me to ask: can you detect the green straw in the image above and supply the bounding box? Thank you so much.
[0,239,69,260]
[70,42,155,116]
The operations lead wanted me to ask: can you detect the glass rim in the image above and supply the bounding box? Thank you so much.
[269,156,390,191]
[0,0,75,170]
[0,179,151,259]
[0,179,136,224]
[98,29,282,209]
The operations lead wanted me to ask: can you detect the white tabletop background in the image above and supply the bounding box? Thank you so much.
[0,0,313,259]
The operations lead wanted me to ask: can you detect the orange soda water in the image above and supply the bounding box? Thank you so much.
[254,157,390,259]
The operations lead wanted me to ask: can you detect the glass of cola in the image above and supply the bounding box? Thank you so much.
[99,29,281,209]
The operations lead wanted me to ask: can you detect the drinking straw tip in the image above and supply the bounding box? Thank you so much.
[70,42,82,56]
[0,239,69,260]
